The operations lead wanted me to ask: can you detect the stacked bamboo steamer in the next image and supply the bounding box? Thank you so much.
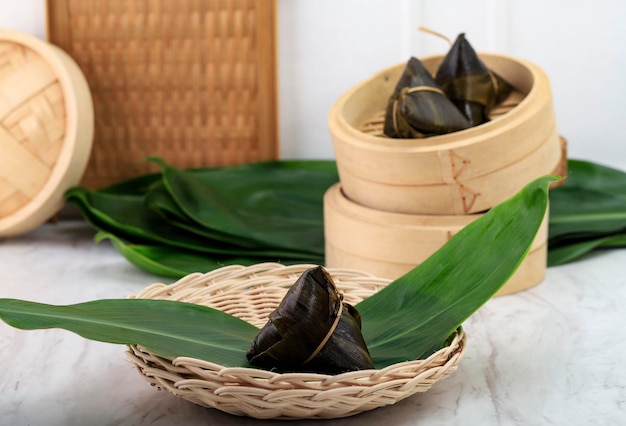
[325,53,565,296]
[0,30,94,238]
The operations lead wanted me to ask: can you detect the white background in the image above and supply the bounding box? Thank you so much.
[2,1,626,170]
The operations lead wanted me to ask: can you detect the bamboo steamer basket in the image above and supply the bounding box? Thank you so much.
[328,53,561,215]
[127,263,466,419]
[324,184,548,296]
[0,30,93,238]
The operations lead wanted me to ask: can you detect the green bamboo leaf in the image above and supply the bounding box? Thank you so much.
[597,234,626,247]
[66,160,339,264]
[142,182,316,261]
[67,187,313,260]
[154,159,338,255]
[547,233,626,266]
[66,187,218,248]
[97,232,322,278]
[0,298,258,367]
[549,159,626,241]
[358,175,559,368]
[548,238,608,267]
[97,232,198,278]
[548,187,626,240]
[98,171,164,195]
[142,182,278,249]
[558,159,626,195]
[546,159,626,265]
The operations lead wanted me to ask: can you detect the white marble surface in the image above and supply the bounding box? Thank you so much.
[1,221,626,425]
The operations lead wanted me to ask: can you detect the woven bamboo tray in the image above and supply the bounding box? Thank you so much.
[0,29,93,237]
[47,0,279,189]
[127,263,466,420]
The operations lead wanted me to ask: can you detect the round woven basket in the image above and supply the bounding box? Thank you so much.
[126,263,467,420]
[0,29,93,237]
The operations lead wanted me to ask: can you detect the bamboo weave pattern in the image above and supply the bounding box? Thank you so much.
[48,0,278,188]
[0,42,66,218]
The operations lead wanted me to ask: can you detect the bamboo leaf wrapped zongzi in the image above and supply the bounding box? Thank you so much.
[246,266,374,374]
[434,33,513,126]
[383,57,470,138]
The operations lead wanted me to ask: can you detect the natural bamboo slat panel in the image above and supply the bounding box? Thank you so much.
[47,0,278,188]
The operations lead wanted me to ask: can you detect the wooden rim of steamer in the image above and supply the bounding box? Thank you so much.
[323,184,549,296]
[328,53,555,186]
[323,183,548,265]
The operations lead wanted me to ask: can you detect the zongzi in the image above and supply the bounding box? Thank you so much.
[434,33,513,126]
[383,57,470,138]
[246,266,374,374]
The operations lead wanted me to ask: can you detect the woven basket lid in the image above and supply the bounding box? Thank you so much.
[0,29,93,238]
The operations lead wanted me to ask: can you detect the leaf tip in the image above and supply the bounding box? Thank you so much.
[94,231,113,245]
[144,156,170,170]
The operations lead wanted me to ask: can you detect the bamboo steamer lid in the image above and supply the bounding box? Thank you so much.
[0,30,94,237]
[323,184,548,296]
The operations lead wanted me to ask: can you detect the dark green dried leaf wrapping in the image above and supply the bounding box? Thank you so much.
[383,57,470,138]
[435,33,513,126]
[246,266,374,374]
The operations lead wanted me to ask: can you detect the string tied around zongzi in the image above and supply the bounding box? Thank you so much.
[303,300,344,364]
[417,26,453,46]
[383,57,471,138]
[391,86,447,135]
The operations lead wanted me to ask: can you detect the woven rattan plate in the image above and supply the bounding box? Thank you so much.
[127,263,466,420]
[0,29,93,238]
